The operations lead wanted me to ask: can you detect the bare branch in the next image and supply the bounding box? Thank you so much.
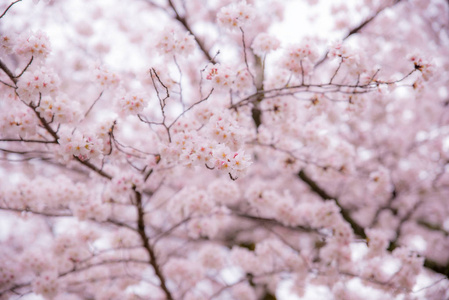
[0,206,72,217]
[168,88,213,129]
[239,27,256,88]
[13,56,34,78]
[314,0,405,68]
[0,0,22,19]
[134,189,174,300]
[73,156,113,180]
[151,0,215,63]
[0,59,17,84]
[82,91,104,119]
[0,137,57,144]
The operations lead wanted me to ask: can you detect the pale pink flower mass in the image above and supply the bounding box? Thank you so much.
[0,0,448,299]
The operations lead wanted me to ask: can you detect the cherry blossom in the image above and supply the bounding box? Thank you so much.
[0,0,448,299]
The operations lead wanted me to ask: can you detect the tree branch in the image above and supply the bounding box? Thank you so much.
[0,59,17,84]
[0,0,22,19]
[134,189,174,300]
[314,0,405,68]
[165,0,215,63]
[296,169,449,277]
[73,156,113,180]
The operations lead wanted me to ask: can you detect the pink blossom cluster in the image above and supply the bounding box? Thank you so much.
[70,197,110,222]
[408,53,434,81]
[14,30,51,62]
[168,186,214,220]
[327,40,369,77]
[228,238,309,292]
[32,271,60,299]
[197,244,226,269]
[205,64,234,89]
[251,33,281,56]
[211,144,252,179]
[0,262,16,292]
[0,0,447,299]
[391,247,425,290]
[57,129,104,161]
[159,110,252,178]
[166,186,231,238]
[207,113,244,149]
[1,175,88,212]
[164,258,204,286]
[206,178,240,206]
[231,283,257,300]
[186,215,221,239]
[217,1,255,30]
[0,33,16,56]
[36,94,81,123]
[156,27,196,56]
[16,67,60,103]
[92,64,120,89]
[328,40,359,62]
[52,231,93,265]
[365,228,390,258]
[108,172,144,203]
[280,41,319,76]
[0,107,38,138]
[205,63,254,93]
[117,91,148,115]
[109,227,140,248]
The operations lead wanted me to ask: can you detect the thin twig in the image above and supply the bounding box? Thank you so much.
[13,56,34,78]
[239,27,256,88]
[314,0,404,68]
[168,88,214,130]
[155,0,215,63]
[0,138,57,144]
[329,57,343,84]
[83,91,104,119]
[173,55,185,110]
[0,59,17,84]
[0,0,22,19]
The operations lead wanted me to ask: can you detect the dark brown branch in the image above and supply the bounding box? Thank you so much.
[29,102,59,141]
[83,91,104,119]
[59,258,150,278]
[0,206,72,217]
[232,69,416,109]
[166,0,215,63]
[0,0,22,19]
[20,101,114,181]
[297,169,449,277]
[153,217,191,243]
[417,220,449,237]
[0,207,136,234]
[233,212,321,235]
[387,200,423,252]
[0,148,49,155]
[134,189,174,300]
[73,156,113,180]
[239,27,256,87]
[423,260,449,278]
[297,169,366,238]
[14,56,33,78]
[0,138,57,144]
[104,218,137,232]
[314,0,404,68]
[0,59,17,84]
[0,78,15,88]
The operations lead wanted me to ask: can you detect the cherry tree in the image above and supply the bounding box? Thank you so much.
[1,0,448,299]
